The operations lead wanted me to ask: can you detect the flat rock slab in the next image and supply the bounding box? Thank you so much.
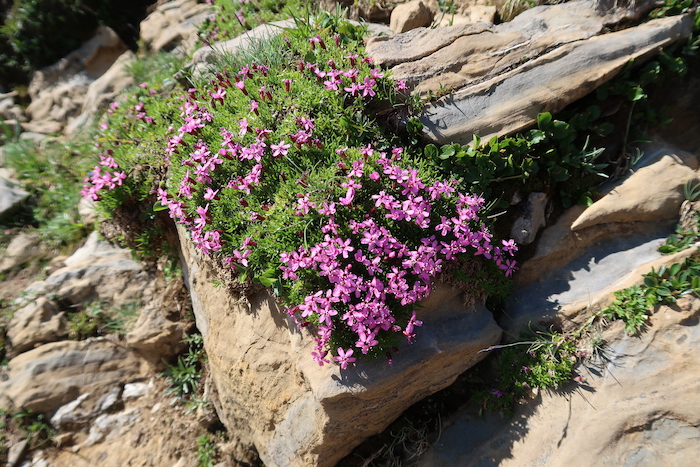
[20,231,152,307]
[178,226,502,467]
[0,338,149,413]
[503,226,672,331]
[366,0,693,143]
[419,297,700,465]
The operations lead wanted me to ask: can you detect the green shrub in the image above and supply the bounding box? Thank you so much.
[475,330,578,415]
[87,13,517,365]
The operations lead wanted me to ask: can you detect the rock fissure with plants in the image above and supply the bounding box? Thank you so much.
[2,0,700,465]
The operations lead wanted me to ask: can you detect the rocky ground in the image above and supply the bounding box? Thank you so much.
[2,0,700,466]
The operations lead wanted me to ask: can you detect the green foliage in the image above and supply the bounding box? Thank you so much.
[66,300,141,340]
[600,257,700,334]
[0,0,96,86]
[67,301,107,340]
[164,333,206,399]
[196,435,220,467]
[642,258,700,305]
[0,119,21,146]
[7,409,53,449]
[424,109,608,208]
[600,286,649,335]
[102,301,141,337]
[659,225,700,254]
[126,51,187,87]
[1,137,93,248]
[684,180,700,202]
[197,0,309,48]
[659,183,700,255]
[650,0,697,19]
[475,330,578,415]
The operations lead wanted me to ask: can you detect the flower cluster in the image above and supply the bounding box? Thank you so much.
[83,23,518,369]
[280,148,517,367]
[80,150,127,201]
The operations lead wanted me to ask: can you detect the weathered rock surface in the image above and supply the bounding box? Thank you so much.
[0,338,149,413]
[510,192,547,245]
[0,175,28,221]
[367,0,692,143]
[420,296,700,466]
[126,303,187,363]
[66,51,136,135]
[19,231,153,308]
[0,231,45,274]
[390,1,434,33]
[24,26,128,135]
[6,297,68,357]
[140,0,214,53]
[178,226,502,467]
[0,90,24,123]
[571,155,700,230]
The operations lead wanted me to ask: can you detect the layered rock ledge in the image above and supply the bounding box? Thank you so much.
[367,0,693,143]
[177,226,502,466]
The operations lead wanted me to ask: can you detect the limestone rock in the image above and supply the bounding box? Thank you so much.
[433,4,497,28]
[0,90,24,122]
[6,297,68,357]
[0,175,29,221]
[391,1,434,34]
[24,26,128,135]
[19,231,152,308]
[178,226,502,467]
[81,408,140,447]
[126,304,187,363]
[140,0,215,53]
[639,137,700,170]
[366,1,692,143]
[6,439,29,467]
[421,297,700,465]
[0,231,45,274]
[320,0,395,23]
[510,192,547,245]
[0,339,149,413]
[122,381,152,399]
[571,155,700,231]
[66,51,136,136]
[50,393,92,429]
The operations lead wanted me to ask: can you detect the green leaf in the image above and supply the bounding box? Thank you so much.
[669,262,682,277]
[439,145,456,159]
[628,86,647,102]
[644,276,659,288]
[153,202,168,212]
[656,287,672,297]
[548,164,569,182]
[528,129,547,144]
[424,144,438,159]
[537,112,552,129]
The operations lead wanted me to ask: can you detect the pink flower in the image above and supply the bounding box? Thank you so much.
[271,140,290,158]
[234,80,247,95]
[247,100,259,115]
[334,347,356,370]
